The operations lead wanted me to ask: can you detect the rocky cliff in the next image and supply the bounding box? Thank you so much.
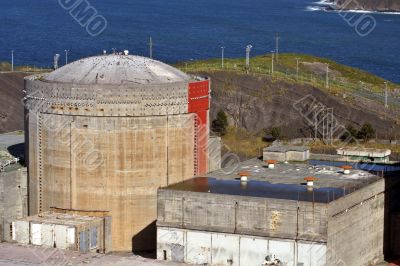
[192,71,400,139]
[334,0,400,12]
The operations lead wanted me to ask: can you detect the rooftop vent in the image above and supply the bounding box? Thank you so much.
[266,160,277,169]
[340,165,353,175]
[304,176,318,191]
[238,171,250,182]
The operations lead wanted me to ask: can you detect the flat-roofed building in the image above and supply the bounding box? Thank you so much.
[337,147,391,163]
[156,158,400,266]
[263,145,310,162]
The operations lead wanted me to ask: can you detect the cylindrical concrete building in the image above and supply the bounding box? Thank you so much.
[24,55,210,251]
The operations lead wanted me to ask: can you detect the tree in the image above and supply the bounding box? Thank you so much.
[212,110,228,136]
[340,124,358,142]
[263,127,282,142]
[357,123,375,141]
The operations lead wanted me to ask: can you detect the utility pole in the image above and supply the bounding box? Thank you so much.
[325,64,329,89]
[275,33,280,61]
[271,51,275,75]
[296,58,299,81]
[149,37,153,59]
[54,54,60,70]
[384,82,388,108]
[245,45,252,73]
[11,50,14,72]
[221,46,225,69]
[64,50,69,65]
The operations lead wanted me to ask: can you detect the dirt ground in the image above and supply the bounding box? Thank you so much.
[0,243,189,266]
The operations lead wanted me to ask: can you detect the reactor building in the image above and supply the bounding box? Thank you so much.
[23,54,215,251]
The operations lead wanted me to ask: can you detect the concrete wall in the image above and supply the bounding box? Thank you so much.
[263,151,286,162]
[27,114,195,251]
[208,136,221,172]
[25,77,201,251]
[12,215,111,253]
[327,179,386,266]
[157,190,328,242]
[157,227,326,266]
[263,150,309,162]
[0,168,27,242]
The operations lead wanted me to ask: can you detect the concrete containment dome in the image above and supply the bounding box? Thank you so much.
[43,55,190,85]
[24,55,211,252]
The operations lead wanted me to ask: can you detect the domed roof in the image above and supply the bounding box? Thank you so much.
[43,55,190,85]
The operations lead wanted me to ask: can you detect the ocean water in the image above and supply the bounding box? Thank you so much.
[0,0,399,82]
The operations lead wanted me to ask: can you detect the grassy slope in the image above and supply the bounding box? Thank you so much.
[177,53,400,158]
[177,53,397,94]
[0,62,49,72]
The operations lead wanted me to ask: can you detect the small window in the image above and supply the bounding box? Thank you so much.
[163,250,167,260]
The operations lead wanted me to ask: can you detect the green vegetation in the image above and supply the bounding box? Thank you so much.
[211,110,228,136]
[0,61,50,72]
[340,123,376,142]
[340,125,358,142]
[221,126,266,158]
[263,127,282,142]
[357,122,376,141]
[177,53,398,95]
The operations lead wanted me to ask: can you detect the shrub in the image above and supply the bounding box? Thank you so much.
[212,110,228,136]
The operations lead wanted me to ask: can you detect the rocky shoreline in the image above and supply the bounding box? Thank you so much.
[320,0,400,13]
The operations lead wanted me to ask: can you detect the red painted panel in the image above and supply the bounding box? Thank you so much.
[188,80,210,113]
[188,80,210,175]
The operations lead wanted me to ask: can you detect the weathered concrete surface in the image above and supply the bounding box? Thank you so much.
[0,168,27,241]
[157,227,326,266]
[208,136,221,172]
[0,243,190,266]
[158,189,328,242]
[263,145,310,162]
[327,179,386,266]
[24,55,207,251]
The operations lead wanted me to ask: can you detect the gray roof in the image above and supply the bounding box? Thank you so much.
[264,145,309,152]
[165,158,381,203]
[43,55,190,85]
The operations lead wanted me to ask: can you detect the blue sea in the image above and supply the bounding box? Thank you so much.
[0,0,399,82]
